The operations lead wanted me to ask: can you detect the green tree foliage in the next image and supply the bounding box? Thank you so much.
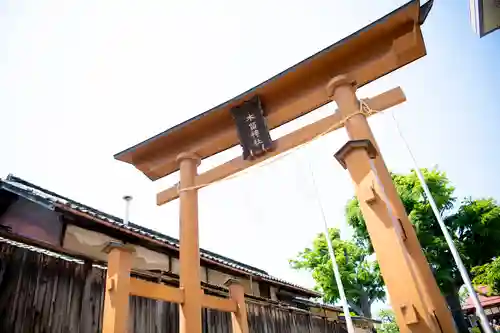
[459,286,470,306]
[290,228,384,318]
[346,168,500,332]
[472,257,500,295]
[376,309,399,333]
[449,198,500,268]
[346,168,456,258]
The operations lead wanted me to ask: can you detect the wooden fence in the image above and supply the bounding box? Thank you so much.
[0,242,346,333]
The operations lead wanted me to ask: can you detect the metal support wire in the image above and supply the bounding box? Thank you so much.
[390,110,493,333]
[304,156,355,333]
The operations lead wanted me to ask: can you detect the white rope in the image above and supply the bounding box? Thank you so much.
[389,110,493,333]
[304,156,355,333]
[177,101,376,193]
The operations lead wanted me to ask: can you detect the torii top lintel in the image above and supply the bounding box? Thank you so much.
[114,0,433,180]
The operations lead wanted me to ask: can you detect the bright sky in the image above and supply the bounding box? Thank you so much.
[1,0,500,315]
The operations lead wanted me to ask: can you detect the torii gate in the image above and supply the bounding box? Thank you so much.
[111,1,456,333]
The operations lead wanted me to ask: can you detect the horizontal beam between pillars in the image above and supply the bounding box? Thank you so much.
[129,278,185,304]
[157,87,406,206]
[129,278,238,313]
[201,293,238,312]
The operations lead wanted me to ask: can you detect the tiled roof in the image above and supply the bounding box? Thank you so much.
[0,174,320,297]
[463,286,500,310]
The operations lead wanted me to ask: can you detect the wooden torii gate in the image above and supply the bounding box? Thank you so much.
[111,1,456,333]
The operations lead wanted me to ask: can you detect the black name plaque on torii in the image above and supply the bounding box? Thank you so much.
[230,96,273,160]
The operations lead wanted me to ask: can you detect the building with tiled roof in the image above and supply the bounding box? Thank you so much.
[463,285,500,324]
[0,174,383,332]
[0,174,319,301]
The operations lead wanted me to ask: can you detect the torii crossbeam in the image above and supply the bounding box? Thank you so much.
[112,1,456,333]
[156,87,406,205]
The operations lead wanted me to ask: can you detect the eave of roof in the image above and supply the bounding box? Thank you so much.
[0,174,320,298]
[114,0,432,180]
[462,286,500,310]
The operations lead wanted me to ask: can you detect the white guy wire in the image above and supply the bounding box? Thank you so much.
[390,110,493,333]
[304,155,355,333]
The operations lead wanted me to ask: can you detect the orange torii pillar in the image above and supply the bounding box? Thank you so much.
[177,152,203,333]
[329,75,456,333]
[225,279,250,333]
[102,242,135,333]
[177,153,250,333]
[100,153,250,333]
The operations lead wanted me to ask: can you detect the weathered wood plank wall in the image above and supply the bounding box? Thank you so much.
[0,242,346,333]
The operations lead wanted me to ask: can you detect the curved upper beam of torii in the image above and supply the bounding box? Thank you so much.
[114,0,432,182]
